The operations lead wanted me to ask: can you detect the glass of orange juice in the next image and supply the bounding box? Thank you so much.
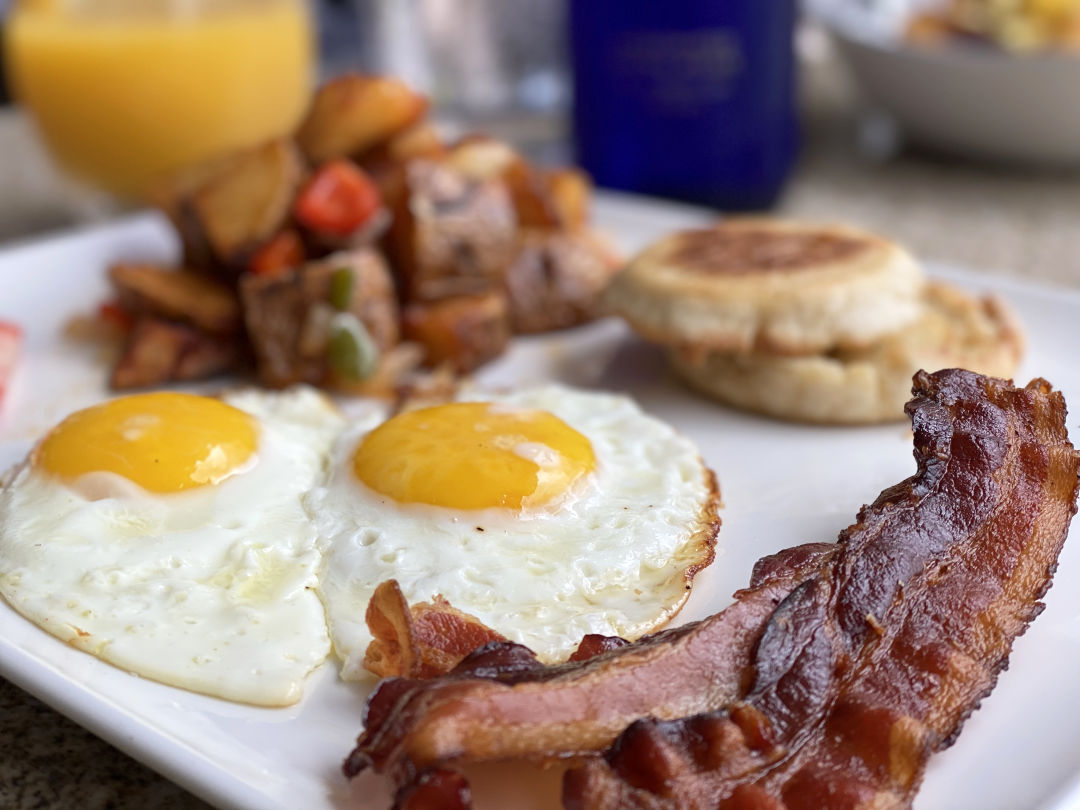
[5,0,315,201]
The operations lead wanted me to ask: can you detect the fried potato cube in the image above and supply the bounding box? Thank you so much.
[385,160,518,301]
[109,264,242,335]
[501,158,562,229]
[190,139,304,270]
[111,318,240,389]
[402,290,510,373]
[359,122,449,195]
[296,75,429,165]
[505,229,623,334]
[444,135,518,181]
[239,248,399,388]
[447,137,593,230]
[383,122,447,164]
[547,168,592,230]
[148,154,239,272]
[448,136,562,229]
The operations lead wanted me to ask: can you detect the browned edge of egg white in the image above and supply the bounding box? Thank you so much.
[682,464,721,590]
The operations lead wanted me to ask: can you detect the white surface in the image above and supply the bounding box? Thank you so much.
[1,193,1080,810]
[807,0,1080,165]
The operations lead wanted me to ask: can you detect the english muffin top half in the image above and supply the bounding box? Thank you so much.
[604,218,926,355]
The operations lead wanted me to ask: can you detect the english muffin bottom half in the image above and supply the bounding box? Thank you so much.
[671,283,1025,425]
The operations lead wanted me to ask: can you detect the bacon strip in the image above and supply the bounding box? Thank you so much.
[363,580,642,680]
[565,370,1080,809]
[363,580,509,679]
[346,542,833,785]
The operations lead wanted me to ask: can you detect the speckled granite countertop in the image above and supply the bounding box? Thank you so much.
[0,678,212,810]
[2,45,1079,810]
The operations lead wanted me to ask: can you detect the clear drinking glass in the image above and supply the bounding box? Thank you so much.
[5,0,315,201]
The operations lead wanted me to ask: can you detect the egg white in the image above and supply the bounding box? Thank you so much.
[0,387,347,706]
[309,385,717,680]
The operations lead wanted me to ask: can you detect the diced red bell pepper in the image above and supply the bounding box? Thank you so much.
[98,300,135,331]
[248,229,306,278]
[0,321,22,407]
[293,160,382,238]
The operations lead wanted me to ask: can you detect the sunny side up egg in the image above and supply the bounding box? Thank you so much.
[0,387,344,706]
[309,385,720,680]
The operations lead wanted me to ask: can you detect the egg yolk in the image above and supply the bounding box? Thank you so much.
[35,392,257,493]
[353,402,596,510]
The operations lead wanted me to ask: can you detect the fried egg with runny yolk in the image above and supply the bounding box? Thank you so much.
[308,385,719,680]
[0,388,344,706]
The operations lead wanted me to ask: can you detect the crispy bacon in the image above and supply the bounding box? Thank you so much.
[565,370,1080,809]
[395,769,472,810]
[566,634,632,663]
[363,580,508,679]
[345,541,833,785]
[345,370,1079,810]
[363,580,675,681]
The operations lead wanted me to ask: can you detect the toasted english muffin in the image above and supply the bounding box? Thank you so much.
[670,283,1025,425]
[605,219,926,355]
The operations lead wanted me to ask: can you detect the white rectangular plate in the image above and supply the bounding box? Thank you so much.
[2,193,1079,810]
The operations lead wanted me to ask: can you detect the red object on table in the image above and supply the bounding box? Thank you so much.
[0,322,23,405]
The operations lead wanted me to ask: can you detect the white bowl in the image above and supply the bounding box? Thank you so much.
[808,0,1080,165]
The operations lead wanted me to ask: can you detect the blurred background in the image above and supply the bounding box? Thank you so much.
[0,0,1077,278]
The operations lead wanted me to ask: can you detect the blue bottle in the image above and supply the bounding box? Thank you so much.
[569,1,799,210]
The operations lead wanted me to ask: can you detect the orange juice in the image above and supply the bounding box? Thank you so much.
[5,0,314,198]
